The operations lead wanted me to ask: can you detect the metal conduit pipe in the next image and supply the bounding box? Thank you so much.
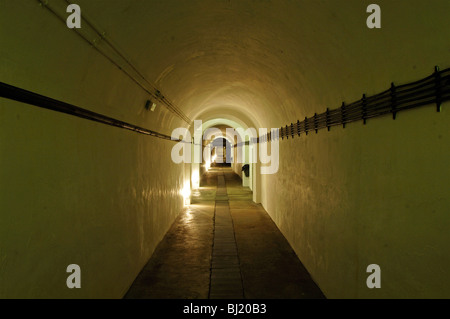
[36,0,192,124]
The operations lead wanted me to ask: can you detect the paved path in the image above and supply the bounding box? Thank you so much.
[124,167,325,299]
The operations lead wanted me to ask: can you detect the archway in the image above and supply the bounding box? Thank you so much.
[189,116,261,203]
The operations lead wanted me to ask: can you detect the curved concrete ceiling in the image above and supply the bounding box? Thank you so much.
[201,120,249,146]
[201,118,248,131]
[46,0,450,130]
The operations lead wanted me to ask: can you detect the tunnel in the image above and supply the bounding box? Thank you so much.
[1,0,449,300]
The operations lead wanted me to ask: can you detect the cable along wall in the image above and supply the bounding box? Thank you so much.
[257,66,449,144]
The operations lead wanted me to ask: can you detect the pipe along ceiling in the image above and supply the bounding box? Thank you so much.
[1,0,450,300]
[81,0,450,130]
[7,0,447,134]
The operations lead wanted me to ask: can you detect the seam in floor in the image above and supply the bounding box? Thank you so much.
[209,170,244,299]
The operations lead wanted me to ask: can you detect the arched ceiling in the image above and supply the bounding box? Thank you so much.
[15,0,450,131]
[200,119,248,146]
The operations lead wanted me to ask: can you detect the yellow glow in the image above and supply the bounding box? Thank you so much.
[192,170,200,189]
[182,181,191,206]
[205,160,211,171]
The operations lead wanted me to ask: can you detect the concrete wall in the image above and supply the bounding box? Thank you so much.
[262,105,450,298]
[232,148,242,179]
[253,0,450,299]
[0,2,185,298]
[2,0,450,299]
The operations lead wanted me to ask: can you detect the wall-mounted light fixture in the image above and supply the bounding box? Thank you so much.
[145,100,157,112]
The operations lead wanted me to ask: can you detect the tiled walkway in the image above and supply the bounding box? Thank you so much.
[124,167,325,299]
[209,171,244,298]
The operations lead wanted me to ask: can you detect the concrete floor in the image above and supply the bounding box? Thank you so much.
[124,168,325,299]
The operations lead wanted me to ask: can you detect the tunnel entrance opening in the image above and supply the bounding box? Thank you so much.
[210,137,232,168]
[188,117,261,204]
[198,126,251,189]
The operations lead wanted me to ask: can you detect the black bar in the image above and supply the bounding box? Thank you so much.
[270,67,449,142]
[390,82,397,120]
[314,113,318,133]
[0,82,181,142]
[435,66,442,112]
[341,102,346,128]
[305,116,308,135]
[362,94,367,125]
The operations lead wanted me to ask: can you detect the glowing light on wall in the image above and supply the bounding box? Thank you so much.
[192,169,200,189]
[204,160,211,171]
[181,182,191,206]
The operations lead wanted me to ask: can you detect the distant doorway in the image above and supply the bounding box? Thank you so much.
[211,137,232,167]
